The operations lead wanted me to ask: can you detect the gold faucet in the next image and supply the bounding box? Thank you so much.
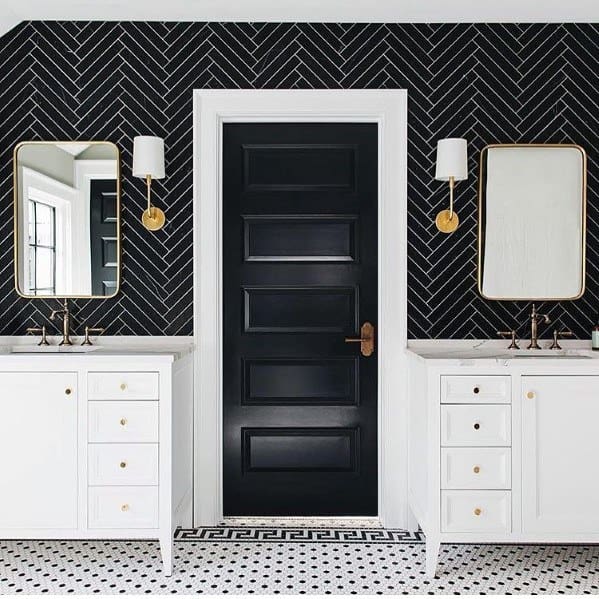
[528,304,551,349]
[50,299,73,346]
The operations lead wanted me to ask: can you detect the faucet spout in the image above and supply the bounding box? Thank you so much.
[527,303,551,350]
[50,299,73,346]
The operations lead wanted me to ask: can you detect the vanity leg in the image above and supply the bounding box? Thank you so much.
[406,507,419,535]
[425,536,440,579]
[160,535,173,577]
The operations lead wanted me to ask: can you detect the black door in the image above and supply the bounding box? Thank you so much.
[223,123,378,516]
[89,179,118,296]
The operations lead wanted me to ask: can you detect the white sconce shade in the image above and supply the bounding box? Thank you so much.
[132,136,165,179]
[435,138,468,181]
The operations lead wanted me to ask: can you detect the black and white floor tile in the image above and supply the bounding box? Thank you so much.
[1,528,598,594]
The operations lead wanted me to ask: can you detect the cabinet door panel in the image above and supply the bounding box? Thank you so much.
[522,376,599,533]
[0,372,78,529]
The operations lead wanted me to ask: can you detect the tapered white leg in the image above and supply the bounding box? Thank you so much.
[406,507,419,534]
[160,535,173,576]
[425,536,440,578]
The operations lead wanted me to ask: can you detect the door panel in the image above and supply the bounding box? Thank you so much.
[243,359,359,407]
[90,179,118,296]
[243,216,358,262]
[522,376,599,533]
[0,372,77,529]
[223,123,378,516]
[244,286,357,333]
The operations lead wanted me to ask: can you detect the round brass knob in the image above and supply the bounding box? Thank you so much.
[473,386,480,394]
[474,508,482,516]
[65,388,72,395]
[121,504,129,512]
[120,383,127,391]
[119,461,127,469]
[526,391,535,399]
[473,422,481,430]
[119,418,127,426]
[473,465,480,474]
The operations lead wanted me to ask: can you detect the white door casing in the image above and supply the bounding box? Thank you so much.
[193,89,408,527]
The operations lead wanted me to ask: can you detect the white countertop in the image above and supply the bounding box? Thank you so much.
[0,336,194,361]
[406,339,599,363]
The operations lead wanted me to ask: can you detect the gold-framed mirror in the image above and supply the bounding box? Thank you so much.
[13,141,121,299]
[478,144,586,301]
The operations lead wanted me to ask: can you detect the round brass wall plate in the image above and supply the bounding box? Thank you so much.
[435,209,459,234]
[142,207,166,231]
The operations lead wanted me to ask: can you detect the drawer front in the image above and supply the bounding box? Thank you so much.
[88,444,159,486]
[88,486,158,529]
[441,376,511,404]
[441,405,511,447]
[441,447,511,489]
[442,490,511,533]
[88,372,159,400]
[88,402,159,443]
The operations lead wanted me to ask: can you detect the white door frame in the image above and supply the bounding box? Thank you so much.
[193,89,408,528]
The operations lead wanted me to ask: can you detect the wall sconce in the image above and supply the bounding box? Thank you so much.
[434,138,468,234]
[132,135,166,231]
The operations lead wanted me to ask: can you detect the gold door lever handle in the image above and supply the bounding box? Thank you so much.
[345,322,375,357]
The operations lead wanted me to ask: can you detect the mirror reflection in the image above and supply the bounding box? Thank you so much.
[14,142,120,298]
[478,144,586,301]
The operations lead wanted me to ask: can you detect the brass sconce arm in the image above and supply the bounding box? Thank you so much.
[142,174,165,231]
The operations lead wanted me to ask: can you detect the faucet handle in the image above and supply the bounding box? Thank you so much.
[26,325,50,346]
[82,326,105,346]
[549,329,574,350]
[497,330,520,350]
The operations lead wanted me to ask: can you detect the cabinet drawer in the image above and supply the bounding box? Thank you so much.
[442,490,511,533]
[441,447,511,489]
[88,486,158,529]
[441,376,510,404]
[88,444,159,486]
[88,402,159,443]
[441,405,511,447]
[88,372,159,400]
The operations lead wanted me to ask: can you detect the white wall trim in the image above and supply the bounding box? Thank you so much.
[193,89,408,528]
[4,0,599,38]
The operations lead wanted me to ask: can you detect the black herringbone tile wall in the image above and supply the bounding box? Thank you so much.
[0,22,598,337]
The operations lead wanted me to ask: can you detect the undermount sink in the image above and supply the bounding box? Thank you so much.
[10,345,100,354]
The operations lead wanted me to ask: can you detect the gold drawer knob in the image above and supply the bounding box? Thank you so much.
[119,461,127,469]
[473,465,481,474]
[121,504,129,512]
[473,386,480,394]
[119,418,127,426]
[474,508,482,516]
[473,422,481,430]
[120,383,127,391]
[526,391,535,399]
[65,388,72,395]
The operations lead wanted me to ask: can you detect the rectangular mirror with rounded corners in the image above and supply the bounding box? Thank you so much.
[14,141,120,299]
[478,144,586,301]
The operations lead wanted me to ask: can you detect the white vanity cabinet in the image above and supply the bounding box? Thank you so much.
[0,349,193,576]
[407,350,599,578]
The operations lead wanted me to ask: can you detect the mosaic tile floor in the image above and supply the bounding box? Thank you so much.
[1,527,598,594]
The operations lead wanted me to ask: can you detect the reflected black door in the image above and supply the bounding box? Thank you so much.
[223,123,378,516]
[89,179,118,296]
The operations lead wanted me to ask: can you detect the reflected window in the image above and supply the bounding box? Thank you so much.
[28,199,56,295]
